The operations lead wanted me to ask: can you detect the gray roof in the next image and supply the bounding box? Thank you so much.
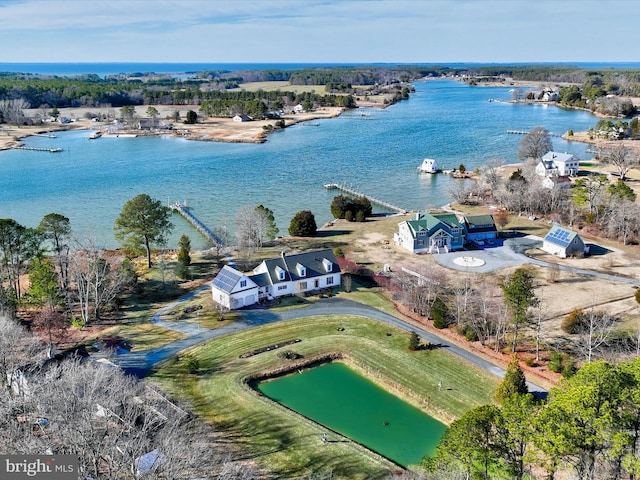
[253,249,340,286]
[544,224,581,248]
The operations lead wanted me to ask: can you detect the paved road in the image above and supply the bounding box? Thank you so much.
[433,236,640,286]
[107,296,548,396]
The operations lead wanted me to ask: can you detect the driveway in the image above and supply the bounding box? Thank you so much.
[433,237,640,287]
[107,296,548,396]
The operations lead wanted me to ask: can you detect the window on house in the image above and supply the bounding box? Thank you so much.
[300,281,307,290]
[278,285,287,291]
[327,277,334,285]
[240,280,247,288]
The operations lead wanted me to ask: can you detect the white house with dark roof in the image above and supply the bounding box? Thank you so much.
[211,249,341,309]
[535,152,579,178]
[542,224,586,258]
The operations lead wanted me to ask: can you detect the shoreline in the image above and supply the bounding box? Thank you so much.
[0,104,352,151]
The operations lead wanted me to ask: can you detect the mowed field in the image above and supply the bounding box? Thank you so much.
[152,315,499,478]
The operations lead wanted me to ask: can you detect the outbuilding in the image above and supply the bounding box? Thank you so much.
[542,224,586,258]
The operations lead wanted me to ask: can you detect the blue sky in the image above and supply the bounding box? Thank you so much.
[0,0,637,63]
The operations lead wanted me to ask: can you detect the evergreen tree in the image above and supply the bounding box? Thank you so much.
[288,210,317,236]
[495,355,528,403]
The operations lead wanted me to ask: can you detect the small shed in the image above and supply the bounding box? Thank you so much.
[542,224,586,258]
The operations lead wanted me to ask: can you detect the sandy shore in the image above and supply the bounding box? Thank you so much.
[0,104,348,151]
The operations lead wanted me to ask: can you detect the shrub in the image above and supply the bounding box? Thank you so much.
[344,210,353,222]
[408,331,421,351]
[494,355,528,403]
[185,354,200,374]
[548,351,563,373]
[333,247,344,258]
[561,309,584,334]
[523,357,536,367]
[562,358,577,378]
[464,326,478,342]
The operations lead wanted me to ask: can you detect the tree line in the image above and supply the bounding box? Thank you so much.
[426,359,640,480]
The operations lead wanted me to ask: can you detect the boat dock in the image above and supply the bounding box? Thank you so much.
[324,183,408,214]
[14,146,62,152]
[168,202,223,245]
[33,133,57,138]
[506,129,562,137]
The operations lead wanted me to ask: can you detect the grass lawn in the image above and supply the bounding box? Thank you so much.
[153,315,499,479]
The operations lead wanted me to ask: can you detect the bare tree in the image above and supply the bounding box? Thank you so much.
[517,126,553,161]
[478,157,505,194]
[0,315,43,393]
[574,308,617,363]
[69,239,130,326]
[235,205,271,250]
[606,199,640,245]
[0,98,30,124]
[600,145,638,180]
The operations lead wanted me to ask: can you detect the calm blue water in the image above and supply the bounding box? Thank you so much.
[0,80,597,249]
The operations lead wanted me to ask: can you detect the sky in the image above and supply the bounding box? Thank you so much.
[0,0,638,64]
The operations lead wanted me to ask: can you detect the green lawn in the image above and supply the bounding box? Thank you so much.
[153,315,499,478]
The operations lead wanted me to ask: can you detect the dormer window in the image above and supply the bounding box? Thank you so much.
[322,258,333,273]
[275,266,286,281]
[296,263,306,277]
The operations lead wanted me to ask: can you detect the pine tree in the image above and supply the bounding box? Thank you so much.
[494,355,528,403]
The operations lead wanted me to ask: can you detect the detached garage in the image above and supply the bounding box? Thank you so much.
[211,265,259,309]
[542,224,586,258]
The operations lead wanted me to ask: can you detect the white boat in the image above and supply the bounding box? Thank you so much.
[417,158,441,174]
[88,131,102,139]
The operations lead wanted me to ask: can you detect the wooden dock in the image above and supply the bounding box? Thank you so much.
[168,203,223,245]
[506,129,561,137]
[324,183,407,214]
[14,146,62,152]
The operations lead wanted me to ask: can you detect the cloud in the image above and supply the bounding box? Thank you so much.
[0,0,637,62]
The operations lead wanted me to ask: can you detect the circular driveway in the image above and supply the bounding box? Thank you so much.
[433,236,543,273]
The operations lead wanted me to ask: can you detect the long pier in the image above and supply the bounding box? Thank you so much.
[168,203,223,245]
[14,146,62,152]
[506,129,562,137]
[324,183,408,214]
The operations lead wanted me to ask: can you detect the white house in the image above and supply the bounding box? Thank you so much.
[542,224,587,258]
[535,152,579,178]
[211,249,341,309]
[232,114,252,122]
[417,158,441,174]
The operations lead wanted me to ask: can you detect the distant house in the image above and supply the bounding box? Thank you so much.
[138,118,163,130]
[394,212,464,254]
[417,158,441,174]
[535,152,579,178]
[541,175,572,189]
[542,224,586,258]
[232,114,252,122]
[292,104,304,114]
[461,214,498,243]
[211,249,341,309]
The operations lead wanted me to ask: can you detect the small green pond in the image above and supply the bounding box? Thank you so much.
[257,362,447,467]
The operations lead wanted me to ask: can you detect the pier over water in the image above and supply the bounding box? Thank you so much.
[324,183,408,214]
[168,202,223,246]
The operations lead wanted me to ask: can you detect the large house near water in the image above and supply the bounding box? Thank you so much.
[394,212,465,254]
[535,151,579,178]
[395,212,499,254]
[211,249,341,309]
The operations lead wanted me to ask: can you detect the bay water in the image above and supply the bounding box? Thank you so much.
[0,79,597,249]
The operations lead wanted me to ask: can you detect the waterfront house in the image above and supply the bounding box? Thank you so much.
[211,249,341,309]
[542,224,586,258]
[395,213,464,254]
[535,152,579,178]
[232,114,252,122]
[460,214,498,243]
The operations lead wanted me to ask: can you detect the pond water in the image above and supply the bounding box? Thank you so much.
[257,362,446,467]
